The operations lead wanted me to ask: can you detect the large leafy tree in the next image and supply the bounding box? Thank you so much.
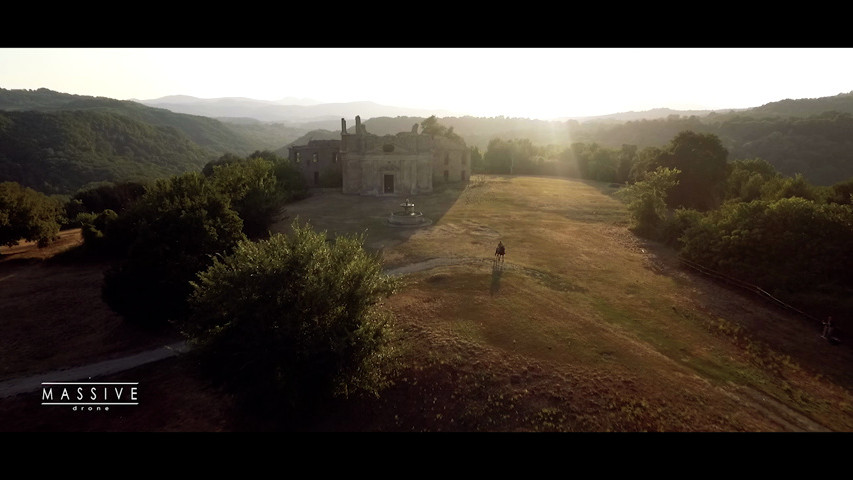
[183,220,398,414]
[204,152,307,238]
[102,172,246,326]
[649,131,729,211]
[208,156,283,238]
[0,181,63,248]
[420,115,462,141]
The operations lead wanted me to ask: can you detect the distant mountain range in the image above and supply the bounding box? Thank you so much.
[4,87,853,194]
[137,96,460,124]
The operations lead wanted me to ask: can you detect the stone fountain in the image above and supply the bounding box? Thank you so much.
[388,198,431,227]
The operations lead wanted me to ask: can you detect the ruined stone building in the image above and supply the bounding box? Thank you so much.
[288,115,469,195]
[340,115,469,195]
[287,139,341,187]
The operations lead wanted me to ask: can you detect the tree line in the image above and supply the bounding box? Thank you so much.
[611,132,853,322]
[364,106,853,187]
[472,129,853,320]
[1,150,397,423]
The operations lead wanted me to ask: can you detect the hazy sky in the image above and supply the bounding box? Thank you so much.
[2,48,852,120]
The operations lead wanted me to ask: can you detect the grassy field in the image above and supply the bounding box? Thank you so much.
[2,175,852,431]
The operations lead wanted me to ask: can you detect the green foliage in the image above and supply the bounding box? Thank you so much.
[725,158,779,202]
[585,111,853,187]
[101,172,246,327]
[203,151,307,237]
[184,219,398,412]
[470,146,484,173]
[202,153,244,176]
[420,115,462,142]
[420,115,446,136]
[272,157,309,201]
[0,181,63,248]
[660,207,704,249]
[615,167,681,238]
[208,156,283,238]
[79,209,118,251]
[0,88,298,195]
[483,138,543,175]
[71,181,147,214]
[0,109,218,195]
[679,197,853,296]
[644,131,729,211]
[569,142,633,183]
[759,173,820,202]
[828,177,853,205]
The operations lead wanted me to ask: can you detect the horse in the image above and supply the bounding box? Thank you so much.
[494,243,505,265]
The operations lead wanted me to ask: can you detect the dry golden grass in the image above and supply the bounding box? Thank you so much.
[2,176,852,431]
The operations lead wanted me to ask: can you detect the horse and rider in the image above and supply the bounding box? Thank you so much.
[494,241,506,264]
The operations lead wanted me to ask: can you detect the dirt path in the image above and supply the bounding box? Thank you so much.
[0,257,466,400]
[385,256,496,276]
[0,342,188,399]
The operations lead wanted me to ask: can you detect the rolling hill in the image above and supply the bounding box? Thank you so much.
[5,87,853,195]
[0,88,289,194]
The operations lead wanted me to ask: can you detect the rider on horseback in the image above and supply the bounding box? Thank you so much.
[495,241,506,262]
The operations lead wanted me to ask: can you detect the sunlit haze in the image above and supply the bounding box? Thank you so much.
[2,48,853,120]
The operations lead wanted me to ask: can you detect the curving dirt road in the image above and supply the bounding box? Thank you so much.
[0,257,472,400]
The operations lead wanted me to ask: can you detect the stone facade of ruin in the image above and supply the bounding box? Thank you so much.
[287,139,342,187]
[340,115,469,195]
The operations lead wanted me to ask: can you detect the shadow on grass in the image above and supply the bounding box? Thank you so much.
[490,259,504,295]
[273,181,469,255]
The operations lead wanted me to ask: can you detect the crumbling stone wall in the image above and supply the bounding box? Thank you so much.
[288,140,342,187]
[341,115,468,195]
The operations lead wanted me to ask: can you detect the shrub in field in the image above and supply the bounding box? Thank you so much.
[184,219,398,413]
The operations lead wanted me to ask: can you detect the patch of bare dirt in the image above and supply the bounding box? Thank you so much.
[0,230,182,382]
[0,229,83,261]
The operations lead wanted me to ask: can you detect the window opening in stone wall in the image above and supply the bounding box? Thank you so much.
[312,153,318,163]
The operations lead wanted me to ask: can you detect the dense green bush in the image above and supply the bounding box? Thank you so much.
[184,219,398,413]
[72,181,147,214]
[208,157,283,238]
[0,181,63,248]
[725,158,780,203]
[101,172,246,327]
[78,209,118,252]
[204,152,308,238]
[679,197,853,296]
[615,167,680,239]
[660,207,704,249]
